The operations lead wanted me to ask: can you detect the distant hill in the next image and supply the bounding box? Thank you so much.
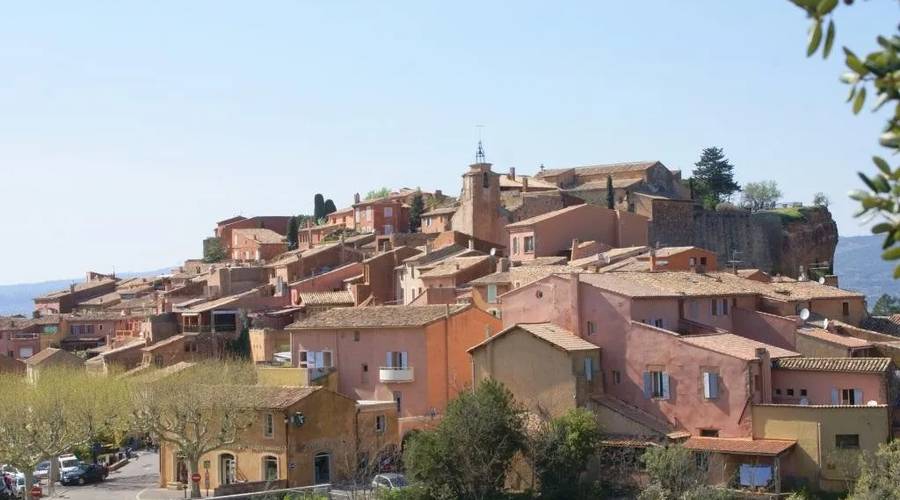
[834,235,900,307]
[0,267,174,316]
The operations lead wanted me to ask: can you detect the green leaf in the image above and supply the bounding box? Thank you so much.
[893,264,900,279]
[873,157,891,175]
[852,86,866,114]
[817,0,838,16]
[844,47,869,75]
[823,19,835,58]
[807,21,822,57]
[859,172,878,191]
[846,86,856,103]
[872,92,891,112]
[881,246,900,261]
[873,223,894,234]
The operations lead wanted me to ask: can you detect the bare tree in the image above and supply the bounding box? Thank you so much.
[331,436,402,499]
[132,361,261,499]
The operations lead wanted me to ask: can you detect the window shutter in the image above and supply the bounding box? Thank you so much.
[386,352,393,368]
[662,373,671,400]
[703,372,711,399]
[584,358,593,381]
[854,389,863,405]
[831,388,839,404]
[643,372,652,398]
[710,373,719,399]
[722,299,729,315]
[401,352,408,369]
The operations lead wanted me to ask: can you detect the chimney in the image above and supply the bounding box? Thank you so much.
[468,238,475,250]
[434,189,443,199]
[755,347,772,404]
[649,247,657,272]
[69,283,76,294]
[569,272,582,336]
[354,193,361,204]
[522,177,529,192]
[508,167,516,180]
[823,275,839,287]
[496,257,510,273]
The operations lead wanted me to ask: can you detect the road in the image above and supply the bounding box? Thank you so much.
[42,451,182,500]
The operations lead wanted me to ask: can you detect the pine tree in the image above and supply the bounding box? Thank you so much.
[692,147,740,210]
[313,194,326,221]
[409,193,425,232]
[606,175,615,209]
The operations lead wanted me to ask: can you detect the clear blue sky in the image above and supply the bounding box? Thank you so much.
[1,1,894,284]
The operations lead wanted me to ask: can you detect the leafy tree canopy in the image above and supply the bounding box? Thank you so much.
[366,187,392,200]
[871,293,900,316]
[741,180,783,211]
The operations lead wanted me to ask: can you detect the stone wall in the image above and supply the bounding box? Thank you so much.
[649,200,838,278]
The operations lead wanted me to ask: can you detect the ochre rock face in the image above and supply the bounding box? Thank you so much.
[776,207,839,278]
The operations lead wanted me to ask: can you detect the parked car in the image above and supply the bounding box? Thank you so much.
[13,474,24,498]
[371,473,407,490]
[60,464,107,486]
[33,461,50,481]
[58,455,81,475]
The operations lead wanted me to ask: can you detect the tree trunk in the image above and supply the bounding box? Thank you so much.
[48,455,59,496]
[23,470,34,500]
[188,456,202,499]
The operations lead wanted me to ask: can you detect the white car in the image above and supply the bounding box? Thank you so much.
[371,473,408,490]
[58,455,81,476]
[13,474,25,498]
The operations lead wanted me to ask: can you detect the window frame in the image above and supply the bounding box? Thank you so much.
[523,236,535,254]
[263,413,275,438]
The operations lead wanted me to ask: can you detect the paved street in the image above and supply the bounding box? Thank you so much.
[41,451,183,500]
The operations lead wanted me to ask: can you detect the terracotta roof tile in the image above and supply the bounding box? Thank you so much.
[535,161,659,178]
[796,327,872,348]
[287,304,468,329]
[683,437,795,456]
[298,290,354,306]
[468,323,599,353]
[507,204,599,228]
[232,228,286,244]
[773,357,892,373]
[419,255,492,278]
[678,333,799,361]
[24,347,84,366]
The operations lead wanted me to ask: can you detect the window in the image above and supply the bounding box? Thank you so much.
[298,350,333,369]
[425,217,431,227]
[786,389,794,397]
[700,257,707,266]
[262,456,278,481]
[689,257,696,267]
[584,357,594,381]
[523,236,534,253]
[375,415,386,433]
[263,413,274,438]
[838,388,862,405]
[699,429,719,437]
[220,454,236,485]
[695,452,709,472]
[800,389,807,397]
[487,284,498,304]
[386,351,408,369]
[612,370,621,384]
[18,347,33,359]
[393,391,402,413]
[775,388,782,395]
[702,371,719,399]
[384,207,393,217]
[835,434,860,449]
[643,370,669,399]
[842,302,850,316]
[383,224,394,235]
[512,237,519,254]
[482,172,489,188]
[653,318,664,328]
[711,299,728,317]
[354,331,360,342]
[586,321,596,335]
[722,298,728,315]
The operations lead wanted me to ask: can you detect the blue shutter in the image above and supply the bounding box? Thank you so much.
[584,358,593,381]
[643,372,652,398]
[831,388,839,404]
[709,373,719,399]
[662,373,670,400]
[854,389,863,405]
[386,352,393,368]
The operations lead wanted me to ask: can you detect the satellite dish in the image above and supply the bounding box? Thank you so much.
[818,276,826,285]
[490,247,497,257]
[823,318,830,330]
[799,308,810,321]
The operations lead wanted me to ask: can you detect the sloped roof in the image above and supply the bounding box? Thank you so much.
[298,290,354,306]
[773,357,892,373]
[232,228,286,244]
[678,333,799,361]
[287,305,468,330]
[0,316,34,330]
[247,385,320,409]
[469,265,582,286]
[592,394,674,436]
[468,323,599,353]
[77,291,122,307]
[535,161,660,178]
[579,272,760,299]
[507,204,603,228]
[36,278,118,300]
[561,178,643,191]
[421,206,459,217]
[796,327,872,348]
[419,256,492,278]
[683,437,795,456]
[24,347,84,367]
[653,246,712,258]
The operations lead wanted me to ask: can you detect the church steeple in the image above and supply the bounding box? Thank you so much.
[475,140,486,164]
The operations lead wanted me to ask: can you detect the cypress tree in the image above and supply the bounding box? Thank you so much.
[606,175,615,209]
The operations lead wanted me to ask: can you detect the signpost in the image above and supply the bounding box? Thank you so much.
[205,471,210,497]
[191,473,201,483]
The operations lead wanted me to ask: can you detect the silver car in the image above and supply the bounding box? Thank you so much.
[371,473,407,490]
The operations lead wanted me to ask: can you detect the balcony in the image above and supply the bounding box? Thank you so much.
[379,366,414,383]
[181,324,237,334]
[11,333,38,340]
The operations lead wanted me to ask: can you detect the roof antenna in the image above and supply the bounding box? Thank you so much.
[475,125,486,163]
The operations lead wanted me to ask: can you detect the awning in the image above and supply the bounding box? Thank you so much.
[682,437,796,456]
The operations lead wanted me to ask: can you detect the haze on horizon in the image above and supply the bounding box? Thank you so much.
[1,1,894,284]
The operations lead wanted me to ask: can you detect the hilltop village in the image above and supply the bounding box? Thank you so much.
[1,157,896,496]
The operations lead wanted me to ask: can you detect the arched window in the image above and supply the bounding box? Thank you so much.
[482,172,489,188]
[262,456,278,481]
[219,453,236,485]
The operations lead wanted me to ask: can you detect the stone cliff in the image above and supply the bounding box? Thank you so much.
[649,201,838,278]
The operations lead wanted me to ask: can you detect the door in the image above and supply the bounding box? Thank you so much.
[175,456,188,483]
[314,453,330,484]
[219,454,236,485]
